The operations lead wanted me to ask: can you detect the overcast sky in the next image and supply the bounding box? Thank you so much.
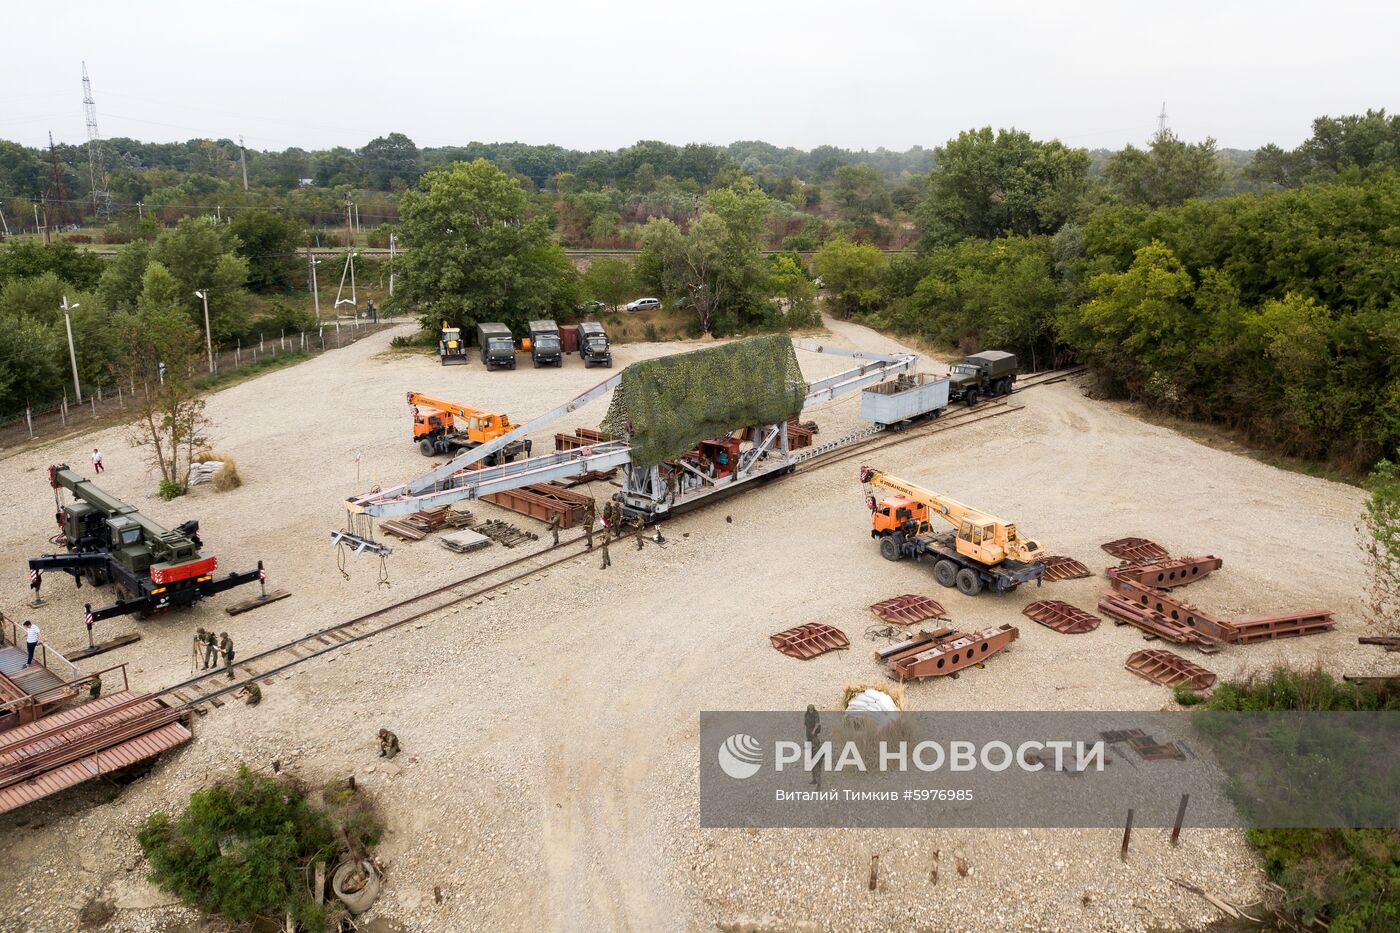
[4,1,1396,155]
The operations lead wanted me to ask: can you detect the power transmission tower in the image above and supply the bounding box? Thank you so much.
[44,132,70,239]
[81,62,113,220]
[1157,102,1169,137]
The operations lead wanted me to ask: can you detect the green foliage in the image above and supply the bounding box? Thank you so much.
[813,237,888,318]
[361,132,420,190]
[139,766,379,930]
[100,239,152,311]
[158,479,187,500]
[1250,109,1400,187]
[397,159,578,333]
[149,217,252,342]
[0,241,104,291]
[919,127,1089,245]
[582,258,637,311]
[228,210,305,292]
[1361,460,1400,634]
[767,254,819,327]
[1104,131,1228,207]
[1172,683,1202,706]
[1200,668,1400,932]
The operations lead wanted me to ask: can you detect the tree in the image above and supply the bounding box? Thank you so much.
[830,164,891,231]
[768,254,818,326]
[118,273,209,495]
[1105,132,1227,207]
[99,240,152,311]
[0,241,105,290]
[149,218,250,342]
[812,237,888,318]
[228,210,305,292]
[361,133,420,190]
[1360,460,1400,636]
[635,218,689,302]
[396,159,578,333]
[1249,109,1400,187]
[919,127,1089,245]
[582,258,636,311]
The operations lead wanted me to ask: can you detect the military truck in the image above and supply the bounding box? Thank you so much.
[476,322,516,370]
[578,321,612,368]
[947,350,1018,406]
[528,320,562,368]
[28,464,264,623]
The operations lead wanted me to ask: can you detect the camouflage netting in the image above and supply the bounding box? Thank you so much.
[601,335,807,468]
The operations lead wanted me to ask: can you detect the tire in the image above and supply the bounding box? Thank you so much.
[955,568,983,596]
[879,536,903,562]
[965,389,979,407]
[332,859,381,915]
[533,359,540,368]
[934,559,958,588]
[418,439,437,457]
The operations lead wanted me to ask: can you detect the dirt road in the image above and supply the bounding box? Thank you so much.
[0,320,1380,932]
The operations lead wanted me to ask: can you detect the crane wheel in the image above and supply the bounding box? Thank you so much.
[955,568,983,596]
[965,389,979,407]
[418,440,437,457]
[879,536,903,562]
[934,560,958,588]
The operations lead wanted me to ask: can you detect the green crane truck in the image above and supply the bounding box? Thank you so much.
[27,464,265,624]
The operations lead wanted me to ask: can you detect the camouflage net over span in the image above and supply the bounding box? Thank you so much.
[601,335,807,468]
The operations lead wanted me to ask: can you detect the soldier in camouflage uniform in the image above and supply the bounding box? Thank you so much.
[599,531,611,569]
[193,626,207,669]
[634,516,646,551]
[583,499,596,549]
[202,629,219,670]
[239,683,262,705]
[220,632,235,680]
[547,513,561,546]
[378,728,400,759]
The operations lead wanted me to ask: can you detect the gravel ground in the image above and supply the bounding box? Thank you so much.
[0,319,1383,933]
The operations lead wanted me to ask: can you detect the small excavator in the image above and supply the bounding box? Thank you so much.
[407,392,533,463]
[439,320,468,365]
[860,466,1045,595]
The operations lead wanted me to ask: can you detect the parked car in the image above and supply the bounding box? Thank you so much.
[625,297,661,312]
[576,300,606,313]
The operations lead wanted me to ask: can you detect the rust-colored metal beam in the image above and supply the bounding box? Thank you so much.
[1104,571,1235,644]
[1110,556,1222,589]
[1097,593,1225,653]
[1225,610,1335,643]
[877,624,1018,680]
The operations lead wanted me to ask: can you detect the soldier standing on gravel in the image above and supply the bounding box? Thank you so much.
[583,499,596,549]
[192,626,207,671]
[547,513,561,547]
[88,672,102,700]
[219,632,235,680]
[202,629,219,670]
[804,705,822,788]
[599,532,611,569]
[633,516,646,551]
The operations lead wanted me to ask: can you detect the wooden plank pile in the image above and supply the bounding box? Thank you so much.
[470,519,538,548]
[378,507,475,542]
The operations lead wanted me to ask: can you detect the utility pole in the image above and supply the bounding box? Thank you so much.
[388,233,396,296]
[194,290,214,372]
[238,135,249,191]
[0,199,10,238]
[61,296,83,402]
[345,194,353,246]
[307,247,321,324]
[1157,102,1168,136]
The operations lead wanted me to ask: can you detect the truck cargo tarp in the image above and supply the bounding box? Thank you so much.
[601,335,806,468]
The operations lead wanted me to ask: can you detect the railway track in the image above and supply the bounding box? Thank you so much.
[159,365,1087,710]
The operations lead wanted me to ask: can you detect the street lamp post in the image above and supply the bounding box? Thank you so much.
[60,295,82,402]
[194,290,214,373]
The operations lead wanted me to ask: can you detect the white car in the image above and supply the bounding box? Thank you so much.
[625,297,661,312]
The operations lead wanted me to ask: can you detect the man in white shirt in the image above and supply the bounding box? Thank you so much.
[24,620,40,665]
[92,448,104,474]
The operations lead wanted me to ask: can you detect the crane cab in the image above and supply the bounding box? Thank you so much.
[412,407,451,440]
[871,495,928,535]
[690,437,742,479]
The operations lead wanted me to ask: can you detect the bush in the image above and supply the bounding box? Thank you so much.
[1202,666,1400,931]
[194,449,242,491]
[158,480,186,500]
[139,766,381,931]
[389,328,438,350]
[1173,683,1202,706]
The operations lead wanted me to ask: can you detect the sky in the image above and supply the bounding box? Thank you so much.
[3,0,1396,155]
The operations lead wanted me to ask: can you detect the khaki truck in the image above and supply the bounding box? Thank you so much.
[948,350,1017,406]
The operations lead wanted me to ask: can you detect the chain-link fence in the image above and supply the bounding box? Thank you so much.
[0,318,399,450]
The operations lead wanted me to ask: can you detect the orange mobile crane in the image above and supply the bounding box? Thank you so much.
[860,466,1045,596]
[407,392,533,464]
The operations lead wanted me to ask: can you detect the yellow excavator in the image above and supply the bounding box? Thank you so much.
[439,321,468,365]
[859,466,1045,596]
[407,392,532,463]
